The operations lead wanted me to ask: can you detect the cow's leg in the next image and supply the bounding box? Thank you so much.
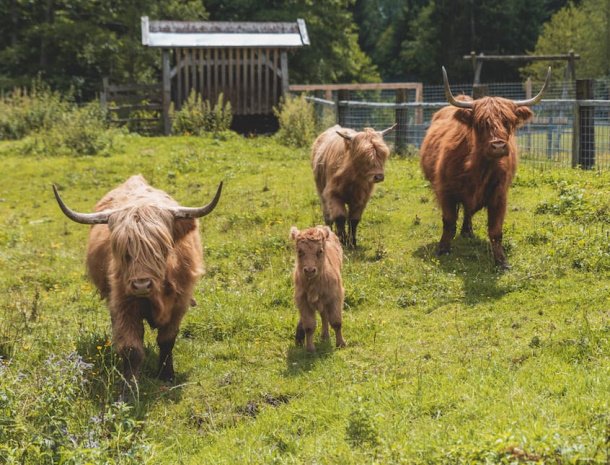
[487,196,509,269]
[460,206,474,238]
[299,306,317,353]
[320,310,330,341]
[111,305,145,383]
[439,196,458,255]
[328,301,346,348]
[325,191,348,245]
[295,320,305,346]
[156,308,187,382]
[347,203,366,248]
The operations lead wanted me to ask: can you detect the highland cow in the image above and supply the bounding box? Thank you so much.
[420,67,550,269]
[311,123,396,247]
[290,226,346,352]
[53,175,222,382]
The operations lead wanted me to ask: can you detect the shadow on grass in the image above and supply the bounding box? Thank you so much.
[413,235,510,305]
[75,331,188,413]
[284,339,334,377]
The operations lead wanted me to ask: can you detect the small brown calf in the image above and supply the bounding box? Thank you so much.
[290,226,346,352]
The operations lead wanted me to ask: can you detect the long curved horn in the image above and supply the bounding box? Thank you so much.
[513,67,551,106]
[53,184,112,225]
[172,181,223,219]
[378,123,397,136]
[442,66,474,109]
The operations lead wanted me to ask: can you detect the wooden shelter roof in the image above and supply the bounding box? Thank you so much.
[141,17,309,48]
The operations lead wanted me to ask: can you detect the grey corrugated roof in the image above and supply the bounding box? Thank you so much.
[141,17,309,48]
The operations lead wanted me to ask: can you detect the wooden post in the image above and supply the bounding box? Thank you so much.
[573,79,595,169]
[336,89,350,127]
[280,51,289,96]
[162,49,171,135]
[472,84,489,99]
[395,89,408,154]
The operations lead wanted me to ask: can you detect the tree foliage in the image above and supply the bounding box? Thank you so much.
[0,0,207,98]
[523,0,610,80]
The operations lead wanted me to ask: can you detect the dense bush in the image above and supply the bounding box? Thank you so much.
[0,81,125,156]
[273,94,317,148]
[171,90,233,135]
[0,82,70,140]
[19,102,125,157]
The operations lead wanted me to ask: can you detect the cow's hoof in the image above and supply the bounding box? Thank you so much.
[437,248,451,256]
[336,340,347,348]
[496,262,511,272]
[305,346,316,353]
[461,231,475,239]
[157,368,175,382]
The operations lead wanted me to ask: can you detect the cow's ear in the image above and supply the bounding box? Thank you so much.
[289,226,300,241]
[173,218,197,241]
[336,130,353,142]
[515,106,534,126]
[453,108,473,126]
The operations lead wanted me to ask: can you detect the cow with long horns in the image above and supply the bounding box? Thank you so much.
[54,175,222,383]
[420,67,550,269]
[312,123,396,248]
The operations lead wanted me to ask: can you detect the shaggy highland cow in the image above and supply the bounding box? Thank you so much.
[420,67,550,269]
[311,123,396,247]
[53,175,222,382]
[290,226,346,352]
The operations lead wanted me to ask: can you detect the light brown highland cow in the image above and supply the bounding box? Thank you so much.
[311,123,396,248]
[53,175,222,383]
[290,225,346,352]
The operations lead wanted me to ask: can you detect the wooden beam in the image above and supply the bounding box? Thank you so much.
[289,82,423,92]
[280,50,289,96]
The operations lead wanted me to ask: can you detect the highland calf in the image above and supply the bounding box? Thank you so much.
[420,67,550,269]
[311,123,396,247]
[53,175,222,382]
[290,226,346,352]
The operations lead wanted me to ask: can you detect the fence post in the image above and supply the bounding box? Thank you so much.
[472,84,489,99]
[162,49,171,136]
[395,89,408,154]
[572,79,595,168]
[336,89,350,127]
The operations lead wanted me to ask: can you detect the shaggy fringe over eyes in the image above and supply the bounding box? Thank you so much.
[110,206,175,280]
[351,129,390,165]
[472,98,521,139]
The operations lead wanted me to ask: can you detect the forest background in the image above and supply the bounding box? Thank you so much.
[0,0,609,100]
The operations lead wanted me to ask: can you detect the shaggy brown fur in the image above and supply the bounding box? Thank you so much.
[311,125,391,247]
[290,226,346,352]
[420,96,533,268]
[84,175,205,382]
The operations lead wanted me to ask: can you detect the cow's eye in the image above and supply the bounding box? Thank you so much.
[317,249,323,257]
[298,250,305,258]
[125,253,132,263]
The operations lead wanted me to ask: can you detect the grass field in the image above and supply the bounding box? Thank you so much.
[1,132,610,464]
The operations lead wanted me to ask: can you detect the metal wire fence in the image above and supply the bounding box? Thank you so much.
[300,80,610,171]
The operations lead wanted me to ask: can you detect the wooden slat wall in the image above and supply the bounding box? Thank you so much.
[171,47,283,115]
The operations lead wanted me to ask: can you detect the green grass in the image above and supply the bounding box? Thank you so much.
[1,132,610,464]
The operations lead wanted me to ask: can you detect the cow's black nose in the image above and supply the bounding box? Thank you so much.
[131,278,152,294]
[373,173,385,183]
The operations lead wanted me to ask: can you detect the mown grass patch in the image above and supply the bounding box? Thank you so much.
[1,134,609,463]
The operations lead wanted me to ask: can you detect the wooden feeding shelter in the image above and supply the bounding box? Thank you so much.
[141,16,309,134]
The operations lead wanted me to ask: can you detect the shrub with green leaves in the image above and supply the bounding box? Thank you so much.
[0,81,70,140]
[274,94,317,148]
[171,90,233,135]
[18,102,125,157]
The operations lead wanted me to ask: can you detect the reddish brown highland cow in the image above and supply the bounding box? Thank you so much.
[290,226,346,352]
[53,175,222,382]
[311,123,396,247]
[420,67,550,269]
